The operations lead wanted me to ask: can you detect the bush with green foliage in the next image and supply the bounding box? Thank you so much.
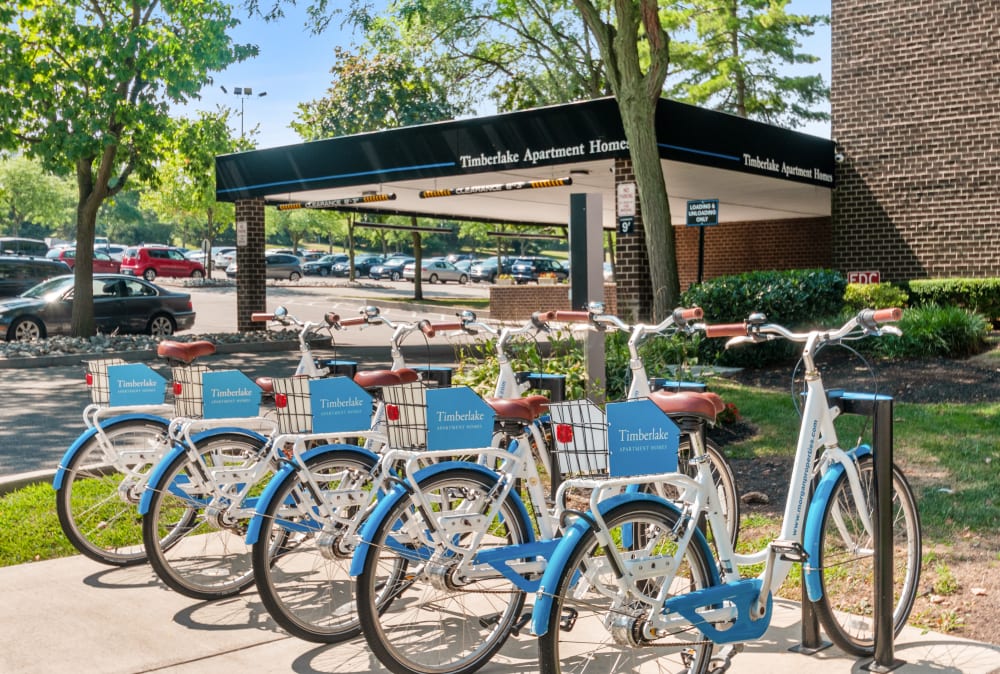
[871,304,989,359]
[682,269,847,366]
[844,282,909,311]
[906,278,1000,322]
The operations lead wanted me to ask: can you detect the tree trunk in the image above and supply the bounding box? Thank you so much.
[71,158,105,337]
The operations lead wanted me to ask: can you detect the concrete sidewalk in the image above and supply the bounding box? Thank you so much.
[1,554,997,674]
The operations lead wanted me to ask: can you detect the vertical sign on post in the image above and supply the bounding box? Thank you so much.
[616,182,636,235]
[686,200,719,284]
[236,220,248,247]
[569,192,605,402]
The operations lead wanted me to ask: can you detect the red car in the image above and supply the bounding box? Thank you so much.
[119,245,206,281]
[45,247,121,273]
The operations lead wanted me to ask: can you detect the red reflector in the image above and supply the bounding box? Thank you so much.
[556,424,573,443]
[173,382,182,396]
[86,373,93,387]
[386,404,400,421]
[275,393,288,408]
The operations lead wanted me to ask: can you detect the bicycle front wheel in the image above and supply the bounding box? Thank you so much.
[253,450,377,643]
[812,455,921,656]
[537,499,716,674]
[56,418,170,566]
[142,433,271,600]
[356,467,532,674]
[679,437,740,548]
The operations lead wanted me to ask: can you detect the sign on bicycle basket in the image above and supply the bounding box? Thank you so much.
[309,377,373,432]
[426,386,495,450]
[107,363,167,406]
[201,370,261,419]
[606,399,680,477]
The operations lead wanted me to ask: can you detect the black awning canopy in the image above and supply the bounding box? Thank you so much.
[216,97,834,227]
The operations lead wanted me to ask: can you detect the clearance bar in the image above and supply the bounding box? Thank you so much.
[419,177,572,199]
[276,193,397,210]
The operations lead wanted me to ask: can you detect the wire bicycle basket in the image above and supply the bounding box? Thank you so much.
[382,381,431,450]
[547,399,609,479]
[85,358,128,405]
[171,364,211,418]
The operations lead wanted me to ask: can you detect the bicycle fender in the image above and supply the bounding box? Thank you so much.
[349,461,533,578]
[137,427,269,515]
[532,492,721,637]
[245,445,379,545]
[53,413,169,490]
[803,444,872,602]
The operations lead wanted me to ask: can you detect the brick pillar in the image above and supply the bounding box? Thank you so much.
[613,157,654,322]
[235,199,267,332]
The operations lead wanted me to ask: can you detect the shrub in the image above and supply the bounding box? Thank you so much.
[682,269,847,366]
[906,278,1000,322]
[844,282,909,311]
[872,304,989,359]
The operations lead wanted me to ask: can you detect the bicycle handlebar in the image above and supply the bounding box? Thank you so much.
[251,312,273,322]
[704,308,903,345]
[703,323,748,338]
[549,310,591,322]
[338,316,369,327]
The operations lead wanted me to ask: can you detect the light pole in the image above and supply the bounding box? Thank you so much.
[220,85,267,138]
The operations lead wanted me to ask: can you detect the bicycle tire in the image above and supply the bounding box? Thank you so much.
[56,418,170,566]
[811,455,921,656]
[356,467,532,674]
[253,449,378,643]
[142,432,271,600]
[537,498,716,674]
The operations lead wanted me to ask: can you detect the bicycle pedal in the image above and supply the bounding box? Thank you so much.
[478,612,501,629]
[559,607,578,632]
[510,609,533,637]
[770,539,808,563]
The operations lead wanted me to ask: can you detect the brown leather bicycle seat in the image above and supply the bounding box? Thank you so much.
[486,397,537,422]
[156,340,216,363]
[255,377,274,395]
[353,367,420,389]
[701,391,725,414]
[648,390,718,423]
[523,394,550,417]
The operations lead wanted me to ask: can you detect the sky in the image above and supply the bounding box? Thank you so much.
[173,1,832,150]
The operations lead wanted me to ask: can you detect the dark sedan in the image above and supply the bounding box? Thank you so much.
[0,274,196,341]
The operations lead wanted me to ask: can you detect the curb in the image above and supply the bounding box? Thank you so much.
[0,468,56,496]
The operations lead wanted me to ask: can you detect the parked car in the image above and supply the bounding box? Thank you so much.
[0,273,195,341]
[96,243,129,261]
[212,247,237,271]
[226,253,303,281]
[0,255,71,298]
[603,261,614,282]
[453,258,479,274]
[469,256,513,283]
[119,245,206,281]
[510,256,568,284]
[403,258,469,284]
[332,254,383,277]
[369,255,414,281]
[445,253,476,265]
[302,253,349,276]
[0,237,50,257]
[46,247,120,273]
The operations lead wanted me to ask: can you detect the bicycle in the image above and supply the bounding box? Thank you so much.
[530,308,922,672]
[53,339,218,566]
[542,304,740,545]
[137,307,459,600]
[349,312,733,674]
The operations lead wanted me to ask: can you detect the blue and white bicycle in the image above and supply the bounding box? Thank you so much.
[530,309,922,673]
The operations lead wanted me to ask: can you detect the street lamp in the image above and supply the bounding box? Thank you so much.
[220,85,267,138]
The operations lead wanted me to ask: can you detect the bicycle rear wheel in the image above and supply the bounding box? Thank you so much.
[356,467,532,674]
[56,418,170,566]
[537,499,716,674]
[812,455,921,656]
[252,450,377,643]
[680,437,740,547]
[142,433,270,600]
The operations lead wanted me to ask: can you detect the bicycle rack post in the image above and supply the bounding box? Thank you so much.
[833,392,903,672]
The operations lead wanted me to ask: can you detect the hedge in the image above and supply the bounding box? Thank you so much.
[906,278,1000,322]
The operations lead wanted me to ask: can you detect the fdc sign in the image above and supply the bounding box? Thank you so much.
[848,271,881,284]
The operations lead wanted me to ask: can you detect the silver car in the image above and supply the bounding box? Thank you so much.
[226,253,302,281]
[402,258,469,284]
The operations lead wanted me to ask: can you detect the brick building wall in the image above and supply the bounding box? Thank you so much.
[613,158,654,322]
[234,199,267,332]
[831,0,1000,281]
[675,217,832,291]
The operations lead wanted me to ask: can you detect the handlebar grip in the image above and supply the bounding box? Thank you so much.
[251,313,274,322]
[324,312,340,325]
[704,323,748,338]
[551,311,591,322]
[870,307,902,323]
[677,307,704,321]
[532,310,558,322]
[338,316,368,327]
[430,322,464,333]
[419,320,435,337]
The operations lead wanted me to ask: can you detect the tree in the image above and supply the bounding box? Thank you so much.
[0,0,255,336]
[572,0,678,319]
[666,0,829,128]
[143,109,250,269]
[0,156,76,239]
